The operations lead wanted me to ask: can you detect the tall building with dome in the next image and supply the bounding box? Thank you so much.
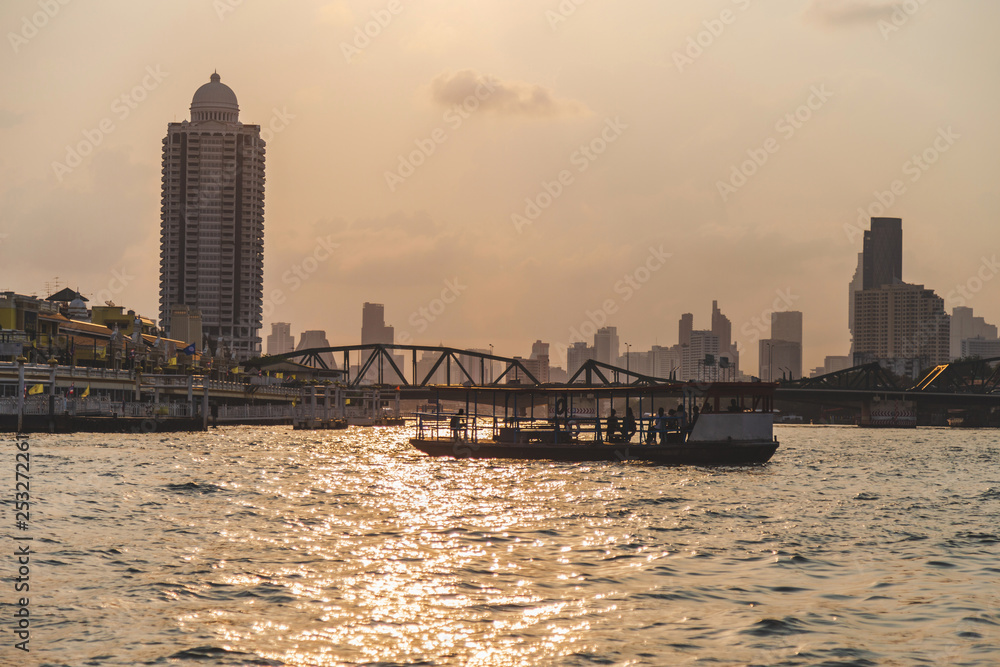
[159,72,265,360]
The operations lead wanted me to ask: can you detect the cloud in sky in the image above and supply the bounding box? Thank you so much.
[429,69,590,118]
[805,0,897,26]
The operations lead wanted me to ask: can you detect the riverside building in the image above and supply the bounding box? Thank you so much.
[159,72,266,360]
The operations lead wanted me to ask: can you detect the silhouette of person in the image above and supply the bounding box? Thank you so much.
[623,407,637,442]
[607,409,620,442]
[450,409,465,440]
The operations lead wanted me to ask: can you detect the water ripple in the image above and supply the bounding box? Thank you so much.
[23,425,1000,665]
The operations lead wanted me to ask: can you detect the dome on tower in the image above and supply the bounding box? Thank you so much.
[190,72,240,122]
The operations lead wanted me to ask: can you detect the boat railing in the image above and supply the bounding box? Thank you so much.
[413,411,695,446]
[413,412,496,443]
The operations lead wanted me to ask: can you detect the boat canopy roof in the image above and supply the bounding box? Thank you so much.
[422,381,777,401]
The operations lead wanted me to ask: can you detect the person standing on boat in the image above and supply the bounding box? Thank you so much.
[655,407,668,443]
[450,409,465,441]
[676,404,688,432]
[623,407,637,442]
[606,409,620,442]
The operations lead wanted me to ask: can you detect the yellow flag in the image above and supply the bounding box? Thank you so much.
[28,384,44,395]
[275,372,283,379]
[169,356,178,366]
[82,384,90,398]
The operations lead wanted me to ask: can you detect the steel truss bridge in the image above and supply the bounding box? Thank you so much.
[776,358,1000,408]
[247,344,677,390]
[247,345,1000,407]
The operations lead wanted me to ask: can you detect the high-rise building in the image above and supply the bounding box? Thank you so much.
[824,355,852,374]
[650,345,681,379]
[159,73,265,360]
[711,301,731,349]
[760,311,803,380]
[681,330,719,381]
[266,322,294,355]
[853,283,950,368]
[759,339,802,382]
[567,341,595,381]
[678,313,693,347]
[862,217,902,290]
[361,302,394,345]
[594,326,619,365]
[771,311,803,344]
[848,251,863,354]
[530,340,549,360]
[711,300,740,374]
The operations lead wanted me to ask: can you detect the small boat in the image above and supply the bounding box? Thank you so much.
[409,382,779,465]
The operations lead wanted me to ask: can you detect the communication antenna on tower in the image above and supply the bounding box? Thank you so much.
[44,276,61,297]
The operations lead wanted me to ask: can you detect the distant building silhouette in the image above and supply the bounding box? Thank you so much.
[760,311,803,381]
[853,283,950,374]
[266,322,294,355]
[567,341,595,380]
[961,338,1000,359]
[711,300,740,375]
[682,330,719,381]
[594,327,619,366]
[862,217,902,290]
[771,311,802,345]
[848,251,863,355]
[950,306,998,360]
[361,302,394,345]
[824,355,851,375]
[850,218,949,377]
[296,330,336,369]
[678,313,693,347]
[759,339,801,382]
[159,73,265,360]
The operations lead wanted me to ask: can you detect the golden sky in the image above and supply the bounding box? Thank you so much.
[1,0,997,372]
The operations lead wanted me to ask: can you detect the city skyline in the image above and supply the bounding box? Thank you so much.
[2,1,998,373]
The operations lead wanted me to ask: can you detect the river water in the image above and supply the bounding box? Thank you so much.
[7,425,1000,666]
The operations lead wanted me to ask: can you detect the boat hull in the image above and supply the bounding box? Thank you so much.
[409,438,778,465]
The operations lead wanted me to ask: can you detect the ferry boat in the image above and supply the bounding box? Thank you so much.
[409,382,779,465]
